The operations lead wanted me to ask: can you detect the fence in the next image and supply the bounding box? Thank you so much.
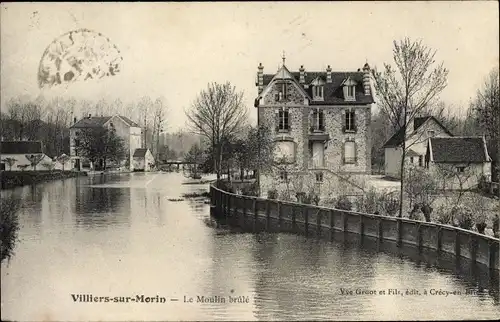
[210,185,499,271]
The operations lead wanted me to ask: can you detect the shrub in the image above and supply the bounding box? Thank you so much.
[311,193,320,206]
[436,205,454,225]
[453,206,474,230]
[408,204,423,221]
[241,182,259,197]
[278,190,294,202]
[359,189,378,214]
[493,214,499,238]
[336,196,352,211]
[379,192,399,217]
[267,189,278,200]
[1,196,22,263]
[217,180,235,193]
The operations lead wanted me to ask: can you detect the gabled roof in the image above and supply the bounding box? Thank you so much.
[383,116,453,148]
[70,115,141,129]
[118,116,140,128]
[133,148,148,157]
[261,69,374,105]
[1,141,43,154]
[70,116,112,128]
[428,137,490,163]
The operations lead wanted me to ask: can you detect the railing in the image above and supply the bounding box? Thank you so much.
[210,185,499,271]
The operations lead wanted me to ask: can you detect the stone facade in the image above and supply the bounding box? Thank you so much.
[255,61,374,201]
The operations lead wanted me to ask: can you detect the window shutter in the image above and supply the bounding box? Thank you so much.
[309,110,314,131]
[352,111,356,131]
[354,141,358,164]
[319,110,325,131]
[275,110,280,131]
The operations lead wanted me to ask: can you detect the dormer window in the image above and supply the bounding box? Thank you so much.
[313,85,324,100]
[342,77,357,101]
[347,86,355,98]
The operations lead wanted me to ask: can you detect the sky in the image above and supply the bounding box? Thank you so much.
[1,2,499,132]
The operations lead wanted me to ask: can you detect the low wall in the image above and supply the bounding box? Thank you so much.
[210,185,499,271]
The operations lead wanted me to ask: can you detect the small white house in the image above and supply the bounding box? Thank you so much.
[383,116,453,179]
[425,136,492,190]
[0,141,51,171]
[132,148,155,172]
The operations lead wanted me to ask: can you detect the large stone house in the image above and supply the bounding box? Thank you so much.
[383,116,453,179]
[69,115,142,171]
[254,59,375,200]
[425,136,492,190]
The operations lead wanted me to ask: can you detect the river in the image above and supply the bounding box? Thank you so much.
[1,172,498,321]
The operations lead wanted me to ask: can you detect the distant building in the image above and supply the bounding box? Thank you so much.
[69,114,142,171]
[254,58,375,199]
[132,148,155,172]
[383,116,453,179]
[0,141,50,171]
[425,136,492,189]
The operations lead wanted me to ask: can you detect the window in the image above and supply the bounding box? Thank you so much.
[74,139,80,147]
[315,172,323,183]
[346,85,355,99]
[345,110,356,132]
[313,85,324,99]
[275,82,288,101]
[278,109,289,131]
[456,166,466,173]
[312,109,325,131]
[280,171,288,181]
[418,156,423,167]
[344,141,356,164]
[427,130,435,137]
[410,157,414,164]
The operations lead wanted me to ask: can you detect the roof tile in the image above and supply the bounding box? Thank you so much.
[430,137,489,163]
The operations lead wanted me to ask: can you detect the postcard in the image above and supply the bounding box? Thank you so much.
[1,2,499,321]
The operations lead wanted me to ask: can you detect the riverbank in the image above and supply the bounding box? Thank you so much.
[0,171,87,190]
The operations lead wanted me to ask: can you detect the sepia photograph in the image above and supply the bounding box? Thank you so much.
[0,1,499,321]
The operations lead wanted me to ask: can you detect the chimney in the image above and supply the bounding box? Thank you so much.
[257,63,264,94]
[326,65,332,83]
[362,63,371,95]
[299,65,305,84]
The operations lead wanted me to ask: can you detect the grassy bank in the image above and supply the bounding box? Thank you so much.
[1,170,87,190]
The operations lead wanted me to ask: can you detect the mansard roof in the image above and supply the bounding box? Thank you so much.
[261,69,374,105]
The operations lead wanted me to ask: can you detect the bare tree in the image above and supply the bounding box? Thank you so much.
[1,158,17,171]
[434,163,478,205]
[25,154,45,171]
[152,97,168,163]
[57,154,71,171]
[185,82,248,181]
[138,96,153,149]
[372,38,449,217]
[471,67,500,181]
